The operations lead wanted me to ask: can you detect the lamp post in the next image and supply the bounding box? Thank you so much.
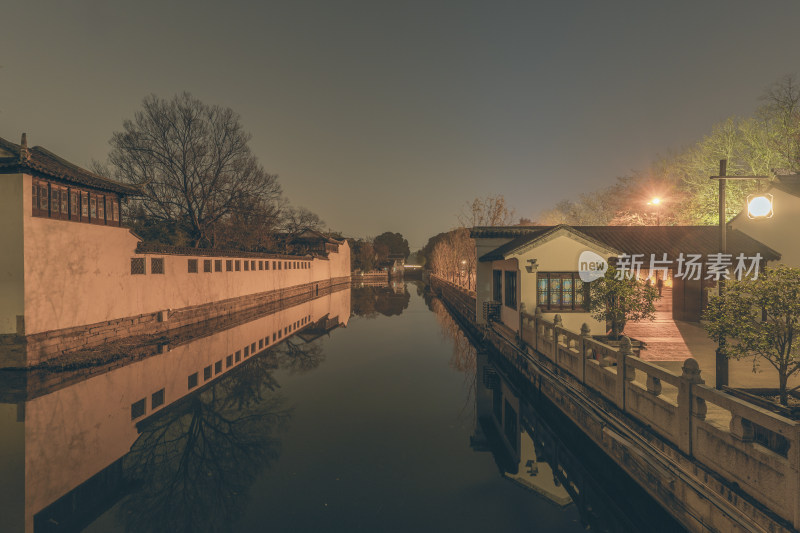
[710,159,772,389]
[647,197,662,225]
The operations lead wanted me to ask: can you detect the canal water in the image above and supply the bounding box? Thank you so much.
[0,283,684,533]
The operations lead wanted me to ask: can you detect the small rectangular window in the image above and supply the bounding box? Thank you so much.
[492,270,502,302]
[81,192,88,218]
[251,342,256,353]
[278,262,282,270]
[151,258,164,274]
[112,200,120,222]
[272,261,276,269]
[259,261,263,270]
[235,260,241,271]
[215,361,222,374]
[90,195,97,219]
[131,258,146,275]
[251,260,256,270]
[97,194,105,221]
[244,261,249,271]
[226,354,233,367]
[266,261,270,270]
[188,259,198,273]
[504,271,517,310]
[39,183,49,212]
[131,398,146,420]
[70,190,79,219]
[272,333,276,341]
[215,259,222,272]
[152,389,165,409]
[188,373,198,389]
[244,346,250,357]
[106,197,113,222]
[204,259,212,273]
[235,350,241,362]
[50,187,59,217]
[226,260,233,271]
[204,365,212,380]
[259,339,263,349]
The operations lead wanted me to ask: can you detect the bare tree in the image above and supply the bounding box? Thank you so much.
[458,195,516,227]
[107,92,282,247]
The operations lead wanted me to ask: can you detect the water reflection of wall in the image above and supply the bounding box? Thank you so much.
[473,351,682,532]
[0,287,350,533]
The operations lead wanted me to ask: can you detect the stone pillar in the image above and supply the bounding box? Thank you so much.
[677,358,705,455]
[614,335,635,410]
[580,323,591,383]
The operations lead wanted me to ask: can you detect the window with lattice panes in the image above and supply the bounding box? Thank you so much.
[537,272,587,311]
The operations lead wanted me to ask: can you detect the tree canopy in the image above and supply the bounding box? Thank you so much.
[106,92,283,248]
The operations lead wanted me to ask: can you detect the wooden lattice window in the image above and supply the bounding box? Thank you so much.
[226,260,233,271]
[492,270,502,302]
[215,260,222,272]
[70,190,79,221]
[151,258,164,274]
[537,272,587,311]
[188,259,198,273]
[131,258,145,275]
[204,259,212,273]
[97,194,105,222]
[81,192,89,219]
[244,260,249,271]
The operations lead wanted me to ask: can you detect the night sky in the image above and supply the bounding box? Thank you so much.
[3,1,800,248]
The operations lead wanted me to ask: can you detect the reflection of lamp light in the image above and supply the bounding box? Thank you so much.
[747,193,774,219]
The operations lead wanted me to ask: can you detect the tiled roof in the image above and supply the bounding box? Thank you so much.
[477,225,781,262]
[772,175,800,197]
[0,135,140,196]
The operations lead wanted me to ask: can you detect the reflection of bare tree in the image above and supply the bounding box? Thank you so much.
[350,286,410,318]
[276,339,326,374]
[428,296,478,425]
[119,357,292,533]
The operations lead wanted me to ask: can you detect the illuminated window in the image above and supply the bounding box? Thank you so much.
[537,272,586,311]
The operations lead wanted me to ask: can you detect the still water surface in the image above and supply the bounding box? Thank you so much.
[0,283,683,532]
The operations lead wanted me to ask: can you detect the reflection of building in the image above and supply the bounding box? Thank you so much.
[472,225,779,331]
[472,350,572,507]
[731,174,800,267]
[0,287,350,533]
[0,135,350,367]
[473,351,683,531]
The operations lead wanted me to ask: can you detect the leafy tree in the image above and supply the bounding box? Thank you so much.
[106,92,282,247]
[373,232,410,261]
[704,265,800,405]
[588,265,659,340]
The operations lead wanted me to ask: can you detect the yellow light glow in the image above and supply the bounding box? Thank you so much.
[747,194,773,219]
[650,197,661,205]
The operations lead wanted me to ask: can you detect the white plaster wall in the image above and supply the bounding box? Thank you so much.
[730,189,800,267]
[0,173,25,334]
[22,214,351,335]
[508,234,609,334]
[22,287,350,533]
[475,237,513,324]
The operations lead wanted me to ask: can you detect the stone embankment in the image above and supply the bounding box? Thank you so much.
[430,275,800,533]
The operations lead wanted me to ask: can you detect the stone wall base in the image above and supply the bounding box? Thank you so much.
[0,277,350,368]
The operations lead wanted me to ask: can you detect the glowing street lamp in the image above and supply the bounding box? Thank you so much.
[710,160,772,389]
[747,193,774,219]
[647,197,663,225]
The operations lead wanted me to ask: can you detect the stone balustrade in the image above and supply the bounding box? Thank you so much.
[430,275,800,529]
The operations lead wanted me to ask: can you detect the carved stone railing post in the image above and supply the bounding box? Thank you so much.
[615,335,635,409]
[677,358,705,456]
[580,323,591,383]
[553,314,563,363]
[534,307,542,351]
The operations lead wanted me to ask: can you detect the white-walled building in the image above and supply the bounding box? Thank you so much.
[0,134,350,367]
[472,225,779,336]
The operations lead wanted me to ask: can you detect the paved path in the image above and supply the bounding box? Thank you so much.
[623,287,800,390]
